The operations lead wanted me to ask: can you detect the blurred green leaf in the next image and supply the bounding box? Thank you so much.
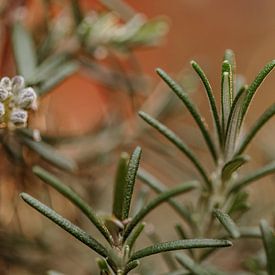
[213,209,240,239]
[12,22,37,79]
[37,62,78,96]
[260,220,275,275]
[21,137,77,172]
[175,253,210,275]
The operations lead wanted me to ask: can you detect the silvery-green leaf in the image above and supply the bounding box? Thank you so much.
[12,22,37,79]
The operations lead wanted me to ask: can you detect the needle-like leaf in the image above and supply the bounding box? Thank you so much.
[113,152,129,221]
[229,161,275,193]
[33,166,112,244]
[124,260,140,274]
[20,193,108,258]
[21,137,77,172]
[122,147,142,220]
[130,239,232,261]
[213,209,240,239]
[124,181,197,239]
[235,103,275,156]
[221,68,232,135]
[191,61,222,147]
[124,222,145,250]
[175,253,209,275]
[139,111,211,189]
[224,86,247,158]
[240,60,275,125]
[224,49,236,98]
[156,68,218,162]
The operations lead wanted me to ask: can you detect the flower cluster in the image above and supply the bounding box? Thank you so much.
[0,76,37,129]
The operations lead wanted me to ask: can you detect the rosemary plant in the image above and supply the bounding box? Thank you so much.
[138,50,275,273]
[20,147,231,274]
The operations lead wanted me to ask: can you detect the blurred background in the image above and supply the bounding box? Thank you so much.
[0,0,275,274]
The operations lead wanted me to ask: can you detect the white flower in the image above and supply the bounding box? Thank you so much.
[10,108,28,126]
[11,75,25,95]
[0,75,37,129]
[16,87,37,109]
[0,77,11,91]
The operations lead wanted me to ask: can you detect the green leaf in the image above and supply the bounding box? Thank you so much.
[27,53,70,85]
[137,169,194,226]
[124,181,197,240]
[33,166,112,244]
[113,152,129,220]
[124,260,140,274]
[213,209,240,239]
[21,137,77,172]
[128,18,168,47]
[240,60,275,125]
[37,61,78,96]
[221,65,233,135]
[130,239,232,261]
[260,220,275,275]
[175,253,210,275]
[191,60,222,147]
[139,111,211,189]
[224,49,236,97]
[124,222,145,250]
[121,147,142,220]
[238,227,261,238]
[229,161,275,193]
[12,22,37,79]
[20,193,108,258]
[100,0,136,21]
[224,86,247,158]
[235,103,275,156]
[156,68,218,162]
[221,155,249,182]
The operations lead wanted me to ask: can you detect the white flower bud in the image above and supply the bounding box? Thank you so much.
[0,77,11,91]
[10,109,28,126]
[0,88,9,102]
[12,75,25,94]
[16,87,37,109]
[0,102,5,117]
